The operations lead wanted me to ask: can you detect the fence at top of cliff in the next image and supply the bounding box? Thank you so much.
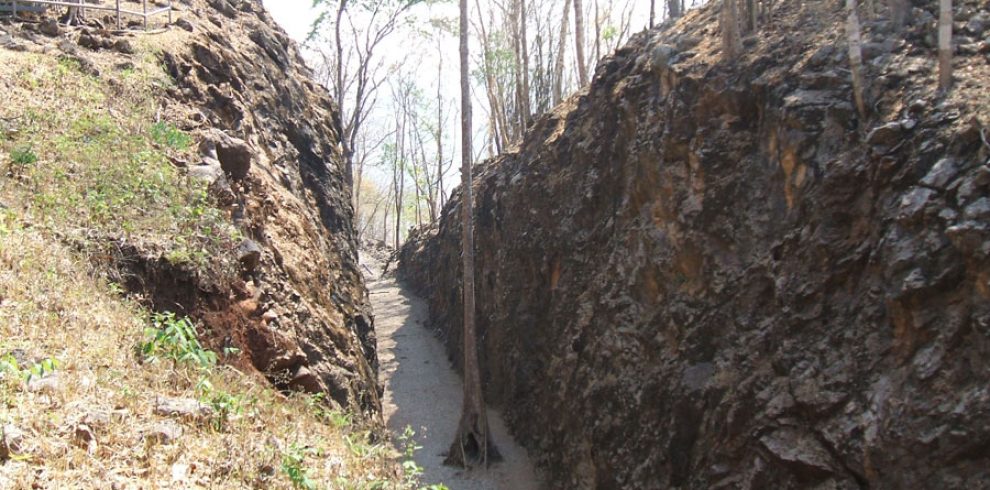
[0,0,173,30]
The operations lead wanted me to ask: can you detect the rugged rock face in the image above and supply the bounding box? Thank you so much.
[52,0,380,415]
[400,1,990,488]
[153,0,379,415]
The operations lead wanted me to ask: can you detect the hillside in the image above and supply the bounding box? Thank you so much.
[399,0,990,488]
[0,1,406,488]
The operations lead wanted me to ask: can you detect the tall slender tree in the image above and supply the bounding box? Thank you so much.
[574,0,589,85]
[553,0,573,105]
[938,0,952,90]
[446,0,499,469]
[846,0,868,120]
[721,0,741,59]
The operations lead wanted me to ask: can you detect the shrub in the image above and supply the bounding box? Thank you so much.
[149,121,192,151]
[139,312,217,369]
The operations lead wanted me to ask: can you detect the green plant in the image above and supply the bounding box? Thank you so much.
[10,144,38,167]
[303,392,353,429]
[281,442,317,490]
[0,354,59,383]
[195,377,248,432]
[149,122,191,152]
[398,426,424,485]
[140,312,217,369]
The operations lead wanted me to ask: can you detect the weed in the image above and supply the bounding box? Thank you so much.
[195,377,249,432]
[149,121,192,152]
[281,442,317,490]
[398,426,424,485]
[140,312,217,369]
[9,144,37,168]
[0,354,59,384]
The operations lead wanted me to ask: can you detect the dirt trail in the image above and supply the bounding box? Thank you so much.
[361,256,543,490]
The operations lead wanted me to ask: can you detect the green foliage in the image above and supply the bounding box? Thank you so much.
[0,353,60,383]
[398,426,424,485]
[9,144,38,168]
[304,392,353,429]
[0,53,239,287]
[149,121,192,152]
[140,312,217,370]
[281,442,318,490]
[196,377,250,432]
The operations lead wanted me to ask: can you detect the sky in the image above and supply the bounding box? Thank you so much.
[262,0,318,43]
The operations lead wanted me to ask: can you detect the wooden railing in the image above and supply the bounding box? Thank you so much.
[0,0,173,30]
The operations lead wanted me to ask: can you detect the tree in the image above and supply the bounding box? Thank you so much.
[553,0,573,105]
[938,0,952,90]
[846,0,868,121]
[446,0,500,469]
[890,0,908,31]
[311,0,421,188]
[574,0,589,86]
[720,0,741,59]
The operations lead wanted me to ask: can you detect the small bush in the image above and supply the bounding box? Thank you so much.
[281,443,318,490]
[149,121,192,151]
[140,312,217,369]
[0,354,59,383]
[10,145,37,167]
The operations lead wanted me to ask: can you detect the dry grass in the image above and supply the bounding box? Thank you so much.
[0,33,418,490]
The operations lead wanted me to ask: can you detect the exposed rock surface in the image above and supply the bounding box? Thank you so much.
[142,0,379,416]
[400,1,990,488]
[12,0,381,416]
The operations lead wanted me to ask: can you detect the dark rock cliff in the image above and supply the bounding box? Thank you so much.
[400,0,990,487]
[155,0,380,415]
[49,0,381,415]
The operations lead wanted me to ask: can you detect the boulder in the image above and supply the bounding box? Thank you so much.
[143,420,183,445]
[153,397,214,421]
[203,129,253,180]
[237,239,263,272]
[39,19,62,37]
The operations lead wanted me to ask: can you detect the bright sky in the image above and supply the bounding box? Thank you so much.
[262,0,318,43]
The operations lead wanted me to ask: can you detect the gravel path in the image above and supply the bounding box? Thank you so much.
[362,258,543,490]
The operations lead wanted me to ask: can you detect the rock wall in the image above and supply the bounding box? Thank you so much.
[400,0,990,487]
[102,0,377,415]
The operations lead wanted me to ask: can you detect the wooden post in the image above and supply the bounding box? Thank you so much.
[116,0,121,29]
[168,0,172,24]
[12,0,17,20]
[143,0,147,30]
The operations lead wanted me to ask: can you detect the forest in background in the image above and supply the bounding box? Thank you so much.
[304,0,690,247]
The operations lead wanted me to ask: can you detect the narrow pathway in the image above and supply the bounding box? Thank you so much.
[361,257,542,490]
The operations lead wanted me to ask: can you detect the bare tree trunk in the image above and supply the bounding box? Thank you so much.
[669,0,682,20]
[574,0,589,86]
[520,0,531,126]
[553,0,572,105]
[334,0,351,185]
[938,0,952,90]
[593,0,601,67]
[446,0,499,469]
[650,0,656,27]
[382,183,391,244]
[890,0,908,31]
[720,0,741,59]
[436,39,446,222]
[847,0,868,121]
